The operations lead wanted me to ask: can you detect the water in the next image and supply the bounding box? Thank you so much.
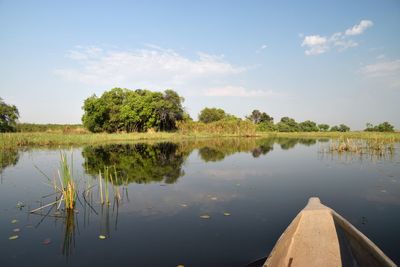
[0,138,399,266]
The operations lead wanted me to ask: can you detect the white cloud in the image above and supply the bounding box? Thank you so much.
[55,46,247,95]
[256,44,268,53]
[361,59,400,88]
[345,20,373,36]
[301,20,372,56]
[55,45,287,99]
[361,59,400,77]
[204,86,277,97]
[301,35,329,55]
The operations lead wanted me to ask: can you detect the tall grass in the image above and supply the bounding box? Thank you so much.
[1,129,399,150]
[176,120,257,136]
[56,153,77,210]
[327,138,395,157]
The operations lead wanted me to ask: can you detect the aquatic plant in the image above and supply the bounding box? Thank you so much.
[56,152,77,210]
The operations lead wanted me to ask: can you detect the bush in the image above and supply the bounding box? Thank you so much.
[177,120,256,136]
[198,107,234,123]
[365,122,394,132]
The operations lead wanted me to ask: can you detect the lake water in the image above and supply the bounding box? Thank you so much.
[0,138,399,266]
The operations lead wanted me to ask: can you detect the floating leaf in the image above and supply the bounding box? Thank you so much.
[200,215,210,219]
[99,235,106,240]
[16,201,25,209]
[42,238,52,245]
[9,235,18,240]
[223,212,231,216]
[13,228,20,232]
[11,219,18,224]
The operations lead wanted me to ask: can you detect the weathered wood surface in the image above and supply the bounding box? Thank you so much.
[264,197,396,267]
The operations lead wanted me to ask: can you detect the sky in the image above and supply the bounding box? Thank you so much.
[0,0,399,129]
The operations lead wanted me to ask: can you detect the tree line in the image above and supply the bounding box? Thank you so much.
[0,90,397,133]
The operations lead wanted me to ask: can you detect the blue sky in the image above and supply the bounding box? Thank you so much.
[1,0,399,129]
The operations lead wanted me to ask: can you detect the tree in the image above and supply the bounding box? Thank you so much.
[338,124,350,132]
[299,120,319,132]
[330,125,339,132]
[330,124,350,132]
[246,109,273,124]
[0,98,19,132]
[318,124,330,132]
[365,122,394,132]
[276,117,299,132]
[82,88,185,132]
[198,107,227,123]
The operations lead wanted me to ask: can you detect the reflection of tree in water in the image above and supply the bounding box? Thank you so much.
[196,137,318,161]
[275,138,316,150]
[197,138,275,161]
[198,147,226,162]
[0,149,19,174]
[298,139,317,146]
[252,139,275,158]
[82,143,187,184]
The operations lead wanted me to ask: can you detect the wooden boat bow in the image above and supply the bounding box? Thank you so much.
[263,197,397,267]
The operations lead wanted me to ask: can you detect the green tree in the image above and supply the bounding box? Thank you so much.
[318,124,330,132]
[82,88,185,132]
[0,98,19,132]
[299,120,319,132]
[276,117,299,132]
[330,125,339,132]
[330,124,350,132]
[365,122,394,132]
[338,124,350,132]
[246,109,273,124]
[198,107,227,123]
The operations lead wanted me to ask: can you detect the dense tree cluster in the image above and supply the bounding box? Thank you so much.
[198,107,238,123]
[0,98,19,132]
[246,110,352,132]
[365,122,394,132]
[82,88,186,132]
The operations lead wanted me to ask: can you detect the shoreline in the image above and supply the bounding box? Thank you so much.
[1,131,399,150]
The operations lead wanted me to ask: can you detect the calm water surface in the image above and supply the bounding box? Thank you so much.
[0,138,399,266]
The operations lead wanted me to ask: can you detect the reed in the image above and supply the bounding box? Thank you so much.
[327,138,395,157]
[56,152,77,210]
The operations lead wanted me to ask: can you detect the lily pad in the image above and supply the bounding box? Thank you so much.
[9,235,18,240]
[200,215,210,219]
[11,219,18,224]
[223,212,231,216]
[99,235,106,240]
[16,201,25,209]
